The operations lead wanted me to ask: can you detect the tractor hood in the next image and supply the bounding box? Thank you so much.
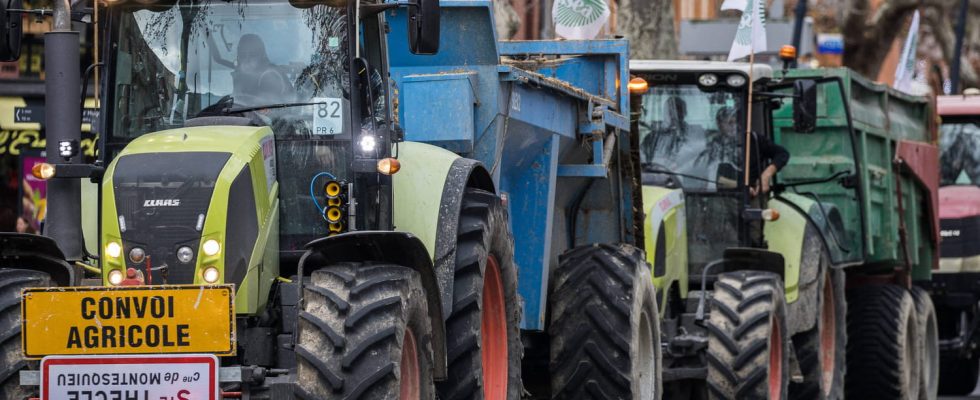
[101,125,274,285]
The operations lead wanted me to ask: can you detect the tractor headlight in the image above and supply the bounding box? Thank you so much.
[176,246,194,263]
[202,267,220,283]
[106,242,122,259]
[202,239,221,256]
[726,74,747,87]
[698,73,719,87]
[129,247,146,263]
[108,269,124,286]
[358,134,377,153]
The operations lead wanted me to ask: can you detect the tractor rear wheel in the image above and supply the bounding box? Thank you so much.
[789,267,846,399]
[706,271,790,400]
[844,284,920,399]
[910,286,939,400]
[437,188,522,400]
[294,263,434,399]
[549,243,662,400]
[0,268,50,400]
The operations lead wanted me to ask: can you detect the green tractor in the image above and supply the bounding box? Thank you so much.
[630,60,940,399]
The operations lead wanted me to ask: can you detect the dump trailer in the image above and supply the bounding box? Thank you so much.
[0,0,661,399]
[927,90,980,395]
[630,60,940,400]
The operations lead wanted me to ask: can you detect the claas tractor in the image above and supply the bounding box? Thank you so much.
[629,59,940,399]
[0,0,662,398]
[925,89,980,395]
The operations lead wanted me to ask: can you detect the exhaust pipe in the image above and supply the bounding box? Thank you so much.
[42,1,83,260]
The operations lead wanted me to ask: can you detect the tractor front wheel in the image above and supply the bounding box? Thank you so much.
[706,271,790,400]
[0,268,51,400]
[294,263,434,399]
[437,188,522,400]
[549,243,662,400]
[790,266,846,399]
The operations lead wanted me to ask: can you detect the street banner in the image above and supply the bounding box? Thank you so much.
[552,0,609,40]
[894,10,920,93]
[722,0,767,62]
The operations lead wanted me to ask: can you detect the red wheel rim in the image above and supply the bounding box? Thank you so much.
[400,329,421,399]
[768,314,783,399]
[818,272,836,394]
[481,255,508,400]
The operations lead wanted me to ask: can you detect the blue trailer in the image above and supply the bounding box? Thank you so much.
[388,1,662,398]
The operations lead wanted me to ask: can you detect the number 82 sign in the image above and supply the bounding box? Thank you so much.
[313,97,343,135]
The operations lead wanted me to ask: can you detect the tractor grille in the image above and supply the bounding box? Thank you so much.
[940,215,980,259]
[112,152,231,284]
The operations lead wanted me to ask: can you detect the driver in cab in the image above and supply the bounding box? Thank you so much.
[209,33,294,103]
[709,106,789,197]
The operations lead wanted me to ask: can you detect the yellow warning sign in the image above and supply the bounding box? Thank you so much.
[21,285,235,358]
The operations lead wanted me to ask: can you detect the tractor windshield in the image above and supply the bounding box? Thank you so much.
[111,0,350,141]
[110,0,364,251]
[939,118,980,186]
[637,84,745,191]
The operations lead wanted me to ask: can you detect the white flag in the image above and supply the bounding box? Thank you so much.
[724,0,767,62]
[894,11,920,92]
[552,0,610,40]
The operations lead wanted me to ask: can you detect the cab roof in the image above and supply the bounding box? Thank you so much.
[629,60,773,82]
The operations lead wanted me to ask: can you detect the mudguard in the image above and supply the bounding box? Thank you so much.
[0,233,77,286]
[641,186,689,312]
[300,231,448,380]
[392,141,494,324]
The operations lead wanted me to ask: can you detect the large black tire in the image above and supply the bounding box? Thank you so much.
[437,188,522,400]
[706,271,790,400]
[1,269,50,400]
[844,284,920,399]
[789,266,846,400]
[910,286,939,400]
[549,243,662,400]
[938,354,979,395]
[294,263,435,399]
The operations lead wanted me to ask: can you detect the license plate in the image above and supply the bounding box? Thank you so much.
[22,285,235,357]
[41,354,219,400]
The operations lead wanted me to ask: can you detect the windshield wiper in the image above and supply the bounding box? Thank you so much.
[224,101,327,114]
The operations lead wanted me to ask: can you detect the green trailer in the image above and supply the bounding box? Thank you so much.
[629,61,940,399]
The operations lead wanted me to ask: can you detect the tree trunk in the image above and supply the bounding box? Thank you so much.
[841,0,980,91]
[614,0,677,59]
[494,0,521,40]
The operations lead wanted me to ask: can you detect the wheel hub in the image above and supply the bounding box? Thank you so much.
[481,255,508,400]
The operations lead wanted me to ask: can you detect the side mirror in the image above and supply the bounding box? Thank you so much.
[0,0,23,62]
[408,0,439,54]
[793,79,817,133]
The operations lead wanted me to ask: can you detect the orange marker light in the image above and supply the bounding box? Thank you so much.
[377,157,401,175]
[762,208,781,221]
[31,163,55,180]
[779,45,797,62]
[628,77,649,95]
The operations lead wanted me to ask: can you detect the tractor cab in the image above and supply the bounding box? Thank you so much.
[631,61,785,273]
[104,0,396,259]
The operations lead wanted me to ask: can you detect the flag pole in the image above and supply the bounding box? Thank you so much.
[743,46,755,188]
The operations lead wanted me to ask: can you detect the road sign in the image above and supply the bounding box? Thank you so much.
[41,354,219,400]
[22,285,235,357]
[817,33,844,55]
